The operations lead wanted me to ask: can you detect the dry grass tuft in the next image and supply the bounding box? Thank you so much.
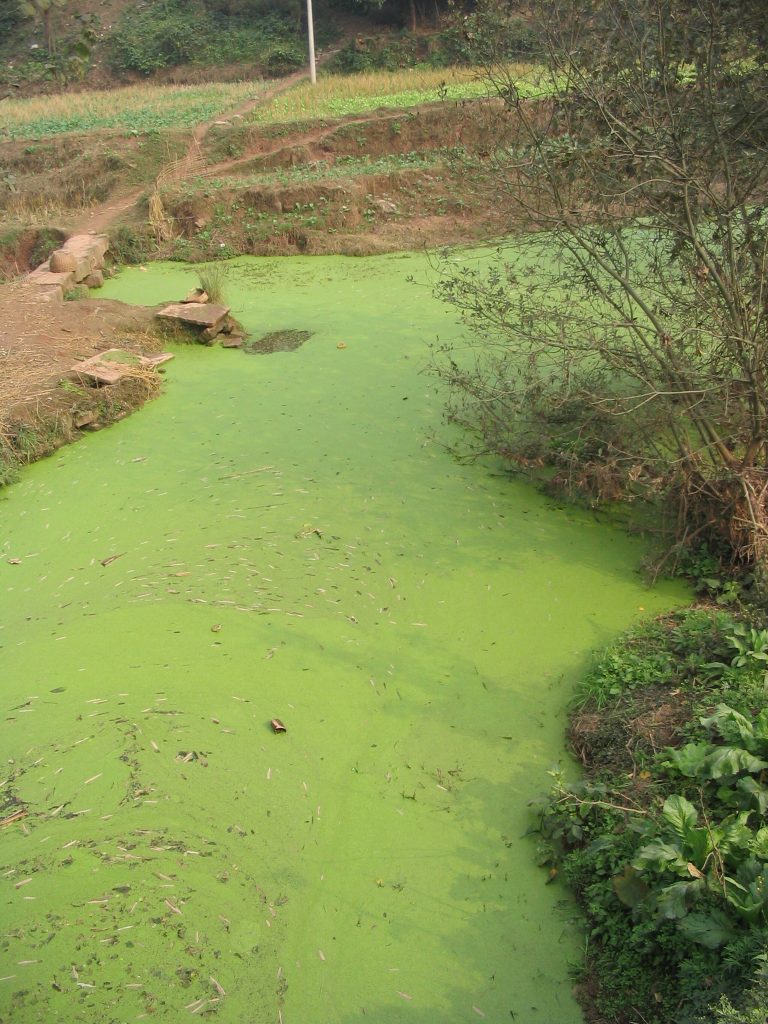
[0,347,54,440]
[196,264,228,304]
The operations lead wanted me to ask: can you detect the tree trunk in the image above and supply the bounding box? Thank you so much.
[44,8,55,55]
[409,0,417,32]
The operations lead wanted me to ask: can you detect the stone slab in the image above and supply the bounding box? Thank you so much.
[156,303,231,330]
[71,349,175,386]
[63,234,109,260]
[27,266,76,290]
[83,270,105,289]
[25,232,110,299]
[37,284,64,303]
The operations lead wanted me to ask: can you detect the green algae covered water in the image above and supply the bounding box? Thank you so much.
[1,253,687,1024]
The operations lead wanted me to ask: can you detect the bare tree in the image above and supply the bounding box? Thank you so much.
[431,0,768,569]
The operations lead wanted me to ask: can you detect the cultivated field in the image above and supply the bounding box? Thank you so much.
[249,64,541,123]
[0,81,269,141]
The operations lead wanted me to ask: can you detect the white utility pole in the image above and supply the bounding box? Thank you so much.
[306,0,317,85]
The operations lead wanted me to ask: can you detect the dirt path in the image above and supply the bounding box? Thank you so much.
[71,55,340,236]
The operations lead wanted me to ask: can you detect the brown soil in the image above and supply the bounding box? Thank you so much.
[0,279,155,378]
[0,279,163,473]
[568,686,692,779]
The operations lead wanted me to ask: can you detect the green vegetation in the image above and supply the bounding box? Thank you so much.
[0,450,21,488]
[0,81,264,140]
[0,226,64,280]
[107,226,153,267]
[107,3,319,76]
[0,1,23,38]
[327,21,540,74]
[537,608,768,1022]
[196,147,450,192]
[249,65,541,124]
[19,0,68,55]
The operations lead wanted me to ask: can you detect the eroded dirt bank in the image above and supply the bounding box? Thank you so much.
[0,281,163,482]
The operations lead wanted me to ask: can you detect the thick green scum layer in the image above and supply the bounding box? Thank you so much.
[0,252,687,1023]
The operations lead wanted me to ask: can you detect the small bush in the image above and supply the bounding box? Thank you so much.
[28,227,66,269]
[108,226,151,266]
[327,23,541,75]
[264,41,305,75]
[108,0,212,75]
[0,1,23,43]
[0,450,20,489]
[107,2,320,75]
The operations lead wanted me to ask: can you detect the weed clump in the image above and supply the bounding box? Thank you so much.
[108,226,152,267]
[196,264,227,304]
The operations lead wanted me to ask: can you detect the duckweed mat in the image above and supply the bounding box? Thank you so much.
[0,251,688,1023]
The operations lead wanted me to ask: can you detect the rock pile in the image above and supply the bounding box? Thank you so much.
[26,234,109,302]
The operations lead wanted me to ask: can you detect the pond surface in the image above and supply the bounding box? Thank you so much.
[0,252,686,1023]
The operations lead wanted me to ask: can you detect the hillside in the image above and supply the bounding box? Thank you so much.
[0,0,341,95]
[0,1,483,98]
[0,58,546,282]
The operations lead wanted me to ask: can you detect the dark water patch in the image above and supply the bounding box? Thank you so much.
[243,329,314,354]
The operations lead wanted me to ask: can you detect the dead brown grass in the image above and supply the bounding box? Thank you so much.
[0,347,54,438]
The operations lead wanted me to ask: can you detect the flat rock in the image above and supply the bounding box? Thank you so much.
[156,303,230,331]
[64,234,109,261]
[71,348,174,386]
[27,266,76,290]
[35,284,65,303]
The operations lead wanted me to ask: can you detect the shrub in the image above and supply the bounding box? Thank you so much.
[108,226,151,266]
[106,3,324,75]
[108,0,212,74]
[536,609,768,1023]
[28,227,66,268]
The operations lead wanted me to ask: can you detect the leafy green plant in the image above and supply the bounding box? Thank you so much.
[727,625,768,673]
[711,974,768,1023]
[626,792,768,939]
[108,0,213,74]
[107,2,314,75]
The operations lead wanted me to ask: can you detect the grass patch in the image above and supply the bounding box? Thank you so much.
[196,264,227,303]
[249,65,542,125]
[192,148,451,193]
[0,81,268,141]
